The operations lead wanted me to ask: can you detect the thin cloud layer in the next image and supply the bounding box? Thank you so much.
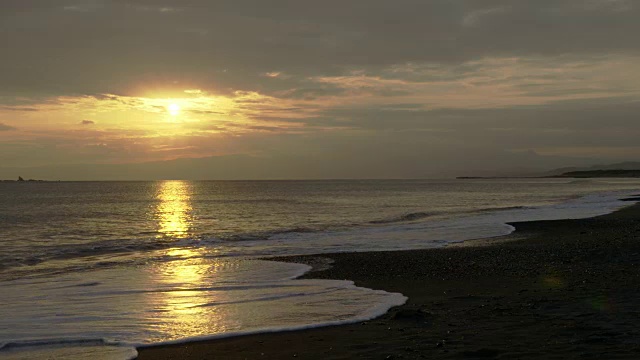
[0,123,17,131]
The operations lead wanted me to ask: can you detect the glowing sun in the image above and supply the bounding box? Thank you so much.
[167,103,181,116]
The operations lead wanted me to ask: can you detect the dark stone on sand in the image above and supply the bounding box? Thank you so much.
[391,308,433,322]
[462,348,501,358]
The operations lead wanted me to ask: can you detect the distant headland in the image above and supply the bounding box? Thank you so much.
[550,169,640,178]
[458,169,640,179]
[458,161,640,179]
[0,176,50,182]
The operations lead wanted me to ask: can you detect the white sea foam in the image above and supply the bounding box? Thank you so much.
[0,258,406,360]
[211,190,638,257]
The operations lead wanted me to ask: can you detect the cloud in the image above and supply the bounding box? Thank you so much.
[0,123,16,131]
[263,72,283,78]
[1,1,639,177]
[2,0,639,98]
[462,6,511,27]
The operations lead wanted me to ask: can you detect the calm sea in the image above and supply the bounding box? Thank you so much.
[1,179,639,359]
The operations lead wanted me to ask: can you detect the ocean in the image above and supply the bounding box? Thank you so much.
[1,179,639,359]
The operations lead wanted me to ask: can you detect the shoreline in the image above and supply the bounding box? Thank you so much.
[137,200,640,359]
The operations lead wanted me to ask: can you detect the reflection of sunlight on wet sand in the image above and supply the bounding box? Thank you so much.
[156,181,192,238]
[149,248,244,339]
[149,181,240,340]
[148,247,238,340]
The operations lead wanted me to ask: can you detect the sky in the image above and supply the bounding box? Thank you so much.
[1,0,639,180]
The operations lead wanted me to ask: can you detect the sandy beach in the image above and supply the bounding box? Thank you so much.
[137,199,640,359]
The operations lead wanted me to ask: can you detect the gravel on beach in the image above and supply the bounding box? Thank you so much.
[137,202,640,359]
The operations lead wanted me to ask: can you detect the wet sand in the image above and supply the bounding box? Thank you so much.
[137,201,640,359]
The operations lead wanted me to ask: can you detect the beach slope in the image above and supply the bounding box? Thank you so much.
[137,202,640,359]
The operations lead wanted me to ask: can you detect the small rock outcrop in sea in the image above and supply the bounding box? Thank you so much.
[18,176,25,181]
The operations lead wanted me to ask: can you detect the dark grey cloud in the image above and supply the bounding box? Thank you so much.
[278,87,347,100]
[0,106,39,112]
[187,109,225,115]
[253,97,640,155]
[1,0,638,97]
[301,97,639,132]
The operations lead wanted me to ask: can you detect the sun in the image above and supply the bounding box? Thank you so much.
[167,103,181,116]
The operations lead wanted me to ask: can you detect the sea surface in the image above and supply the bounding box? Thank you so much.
[1,179,639,359]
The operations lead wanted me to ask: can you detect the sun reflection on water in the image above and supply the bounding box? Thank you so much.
[156,180,193,238]
[150,182,238,339]
[147,247,238,340]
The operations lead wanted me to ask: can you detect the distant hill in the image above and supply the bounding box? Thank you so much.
[544,162,640,176]
[458,161,640,179]
[552,169,640,178]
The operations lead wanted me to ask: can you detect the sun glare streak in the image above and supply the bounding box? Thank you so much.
[149,183,236,340]
[156,180,192,238]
